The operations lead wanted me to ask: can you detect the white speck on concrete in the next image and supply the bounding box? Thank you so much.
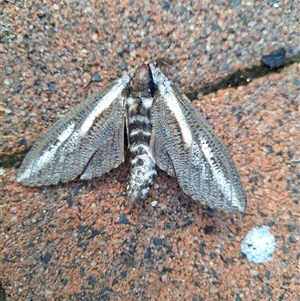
[151,200,158,207]
[4,79,10,85]
[241,225,276,263]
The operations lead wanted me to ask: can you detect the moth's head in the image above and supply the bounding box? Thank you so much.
[130,64,156,97]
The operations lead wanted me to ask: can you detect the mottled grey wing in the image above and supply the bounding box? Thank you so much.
[149,64,246,212]
[17,72,132,186]
[150,128,176,178]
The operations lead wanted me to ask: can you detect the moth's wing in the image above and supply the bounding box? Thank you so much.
[17,72,133,186]
[150,128,176,177]
[149,64,246,212]
[80,116,124,180]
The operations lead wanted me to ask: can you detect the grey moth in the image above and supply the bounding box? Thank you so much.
[17,61,247,213]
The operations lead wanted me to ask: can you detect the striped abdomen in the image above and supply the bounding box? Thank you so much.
[126,96,156,205]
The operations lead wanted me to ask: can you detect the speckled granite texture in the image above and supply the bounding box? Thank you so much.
[1,0,299,300]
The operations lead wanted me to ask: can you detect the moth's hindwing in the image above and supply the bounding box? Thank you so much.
[17,72,133,186]
[150,129,176,178]
[149,63,246,212]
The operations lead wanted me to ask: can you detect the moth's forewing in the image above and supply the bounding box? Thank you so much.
[17,73,133,186]
[149,63,246,212]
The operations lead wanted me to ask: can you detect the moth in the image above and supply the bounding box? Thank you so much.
[17,61,247,213]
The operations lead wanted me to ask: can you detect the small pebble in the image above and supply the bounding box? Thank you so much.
[11,216,18,222]
[262,48,286,69]
[250,269,259,277]
[118,213,129,225]
[120,60,128,70]
[151,200,158,207]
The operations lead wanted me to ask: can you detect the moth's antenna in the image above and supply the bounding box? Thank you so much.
[154,58,173,69]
